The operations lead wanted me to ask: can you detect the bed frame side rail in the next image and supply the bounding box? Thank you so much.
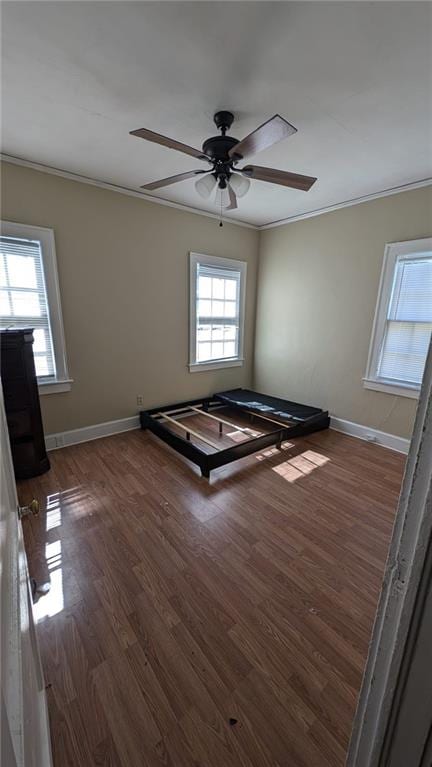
[206,410,330,473]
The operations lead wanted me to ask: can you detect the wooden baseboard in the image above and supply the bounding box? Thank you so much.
[330,416,410,454]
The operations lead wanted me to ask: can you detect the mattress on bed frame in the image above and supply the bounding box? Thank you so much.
[214,388,327,424]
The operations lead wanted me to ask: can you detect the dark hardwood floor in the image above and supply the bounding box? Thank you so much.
[18,416,405,767]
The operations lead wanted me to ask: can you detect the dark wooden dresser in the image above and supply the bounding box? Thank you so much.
[1,328,50,479]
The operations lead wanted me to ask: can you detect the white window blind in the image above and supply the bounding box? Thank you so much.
[196,262,241,363]
[0,235,56,379]
[377,256,432,386]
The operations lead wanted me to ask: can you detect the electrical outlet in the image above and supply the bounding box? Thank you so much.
[136,395,143,407]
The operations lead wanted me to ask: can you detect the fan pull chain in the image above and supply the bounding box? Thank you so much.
[219,193,223,227]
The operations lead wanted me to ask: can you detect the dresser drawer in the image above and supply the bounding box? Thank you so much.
[11,440,50,479]
[2,379,31,410]
[6,409,32,439]
[0,347,25,381]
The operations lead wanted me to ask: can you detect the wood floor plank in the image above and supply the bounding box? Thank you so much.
[180,705,254,767]
[92,734,123,767]
[92,652,162,765]
[19,425,404,766]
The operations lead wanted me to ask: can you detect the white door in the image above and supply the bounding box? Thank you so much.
[0,383,52,767]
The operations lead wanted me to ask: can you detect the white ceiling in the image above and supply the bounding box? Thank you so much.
[2,2,432,226]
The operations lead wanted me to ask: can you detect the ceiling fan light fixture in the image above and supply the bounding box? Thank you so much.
[229,172,250,198]
[215,183,232,209]
[195,173,217,199]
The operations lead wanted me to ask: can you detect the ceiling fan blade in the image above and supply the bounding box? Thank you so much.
[229,115,297,161]
[130,128,210,161]
[226,185,238,211]
[141,169,208,191]
[241,165,317,191]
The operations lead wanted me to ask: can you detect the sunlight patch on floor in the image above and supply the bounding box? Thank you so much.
[302,450,329,467]
[272,450,329,482]
[46,492,62,530]
[225,427,262,443]
[34,540,64,620]
[46,486,97,522]
[256,441,295,461]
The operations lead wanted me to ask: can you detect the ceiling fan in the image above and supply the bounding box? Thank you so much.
[130,111,317,212]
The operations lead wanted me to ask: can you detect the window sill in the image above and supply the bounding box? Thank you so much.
[363,377,420,400]
[38,379,73,395]
[189,358,244,373]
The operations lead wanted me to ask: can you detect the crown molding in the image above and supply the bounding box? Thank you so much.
[2,153,431,231]
[0,153,257,230]
[261,177,432,230]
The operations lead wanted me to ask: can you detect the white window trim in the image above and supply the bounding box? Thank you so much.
[364,237,432,399]
[189,252,247,372]
[1,221,72,394]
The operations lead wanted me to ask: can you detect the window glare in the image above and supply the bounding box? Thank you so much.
[212,278,225,299]
[225,279,237,300]
[197,342,212,361]
[33,328,47,353]
[224,301,236,318]
[11,290,41,317]
[0,257,6,287]
[224,340,236,357]
[34,355,49,377]
[6,253,37,289]
[211,299,225,317]
[198,275,212,298]
[198,299,212,317]
[0,290,10,315]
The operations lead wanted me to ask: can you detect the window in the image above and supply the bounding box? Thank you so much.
[189,252,246,371]
[0,222,71,394]
[364,238,432,398]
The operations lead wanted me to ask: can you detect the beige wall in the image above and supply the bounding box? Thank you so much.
[2,160,431,441]
[254,187,432,439]
[1,161,259,433]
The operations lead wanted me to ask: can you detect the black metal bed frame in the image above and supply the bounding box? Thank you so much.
[140,390,330,479]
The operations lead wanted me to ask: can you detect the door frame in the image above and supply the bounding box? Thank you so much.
[0,383,53,767]
[347,337,432,765]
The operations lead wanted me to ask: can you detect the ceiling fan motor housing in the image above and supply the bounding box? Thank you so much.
[202,135,239,161]
[202,112,240,186]
[203,111,240,160]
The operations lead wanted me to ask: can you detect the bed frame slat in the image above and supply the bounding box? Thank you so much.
[156,411,220,450]
[189,406,259,436]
